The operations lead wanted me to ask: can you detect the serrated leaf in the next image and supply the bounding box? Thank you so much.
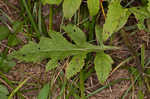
[41,0,62,5]
[63,0,82,18]
[39,33,82,59]
[46,57,58,71]
[9,25,118,72]
[66,54,86,78]
[87,0,100,16]
[8,41,46,62]
[130,7,150,30]
[0,25,10,41]
[94,52,113,84]
[62,24,87,45]
[37,83,50,99]
[103,0,130,41]
[9,31,116,62]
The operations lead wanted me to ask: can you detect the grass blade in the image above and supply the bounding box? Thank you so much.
[22,0,40,37]
[8,77,30,99]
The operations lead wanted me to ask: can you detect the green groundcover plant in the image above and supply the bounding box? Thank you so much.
[8,0,150,84]
[9,24,116,84]
[0,0,150,98]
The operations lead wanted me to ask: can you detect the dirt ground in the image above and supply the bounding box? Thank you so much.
[1,0,150,99]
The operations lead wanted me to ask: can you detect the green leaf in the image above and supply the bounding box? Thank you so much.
[138,90,144,99]
[46,57,58,71]
[0,85,9,99]
[8,41,46,62]
[62,24,87,45]
[9,31,116,62]
[37,83,50,99]
[0,57,16,72]
[94,52,113,84]
[95,25,103,45]
[0,25,10,41]
[87,0,100,16]
[130,7,150,30]
[0,85,9,95]
[63,0,82,18]
[0,93,8,99]
[66,53,86,79]
[103,0,130,41]
[8,34,21,47]
[9,25,118,74]
[41,0,62,5]
[12,21,24,33]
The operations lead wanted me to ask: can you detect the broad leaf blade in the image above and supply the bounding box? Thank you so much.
[0,85,9,95]
[103,0,130,41]
[9,35,118,63]
[37,83,50,99]
[39,33,82,58]
[94,52,113,84]
[9,41,47,62]
[0,85,9,99]
[66,54,86,79]
[63,0,82,18]
[62,24,87,45]
[87,0,100,16]
[0,93,8,99]
[9,27,118,65]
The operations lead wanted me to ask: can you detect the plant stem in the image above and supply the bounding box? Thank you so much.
[49,5,53,31]
[80,71,86,99]
[0,71,26,98]
[100,0,106,19]
[8,77,30,99]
